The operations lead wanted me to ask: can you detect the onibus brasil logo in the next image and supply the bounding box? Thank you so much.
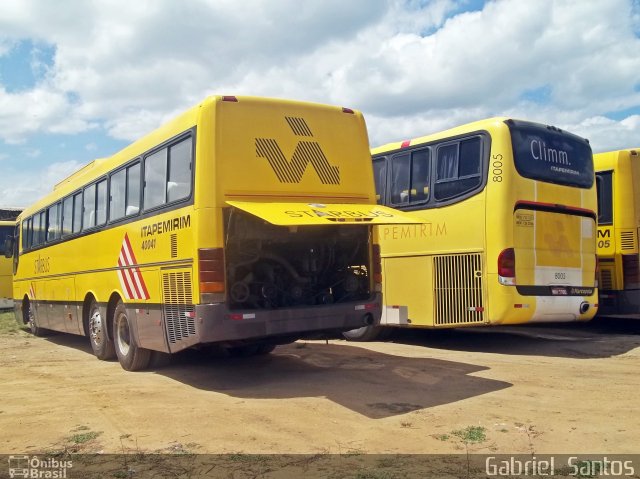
[8,455,73,478]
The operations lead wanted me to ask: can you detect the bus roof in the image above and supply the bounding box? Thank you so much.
[20,95,369,218]
[370,117,591,156]
[371,117,510,155]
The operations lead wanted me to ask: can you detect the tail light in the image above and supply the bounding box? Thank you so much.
[372,244,383,286]
[623,254,640,289]
[498,248,516,285]
[199,248,225,302]
[595,256,600,288]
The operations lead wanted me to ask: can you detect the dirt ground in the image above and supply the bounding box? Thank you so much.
[1,312,639,460]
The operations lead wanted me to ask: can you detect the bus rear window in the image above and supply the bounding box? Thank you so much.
[596,171,613,225]
[508,120,594,188]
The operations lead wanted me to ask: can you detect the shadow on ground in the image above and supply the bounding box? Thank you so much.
[39,332,511,419]
[384,317,640,359]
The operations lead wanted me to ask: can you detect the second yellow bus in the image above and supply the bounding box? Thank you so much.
[345,117,598,340]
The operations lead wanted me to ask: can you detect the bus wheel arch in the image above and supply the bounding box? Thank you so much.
[84,293,115,360]
[22,295,45,337]
[342,324,391,342]
[112,299,151,371]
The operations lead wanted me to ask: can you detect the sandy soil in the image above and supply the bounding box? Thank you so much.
[0,315,639,461]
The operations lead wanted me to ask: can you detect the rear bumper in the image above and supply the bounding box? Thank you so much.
[183,293,382,350]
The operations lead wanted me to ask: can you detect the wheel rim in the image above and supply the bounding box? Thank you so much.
[89,308,104,347]
[27,304,36,332]
[116,313,131,356]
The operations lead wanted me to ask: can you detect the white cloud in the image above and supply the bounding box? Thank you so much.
[0,159,84,206]
[0,85,95,143]
[0,0,639,159]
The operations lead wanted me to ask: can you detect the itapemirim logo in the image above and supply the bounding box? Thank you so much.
[8,455,73,478]
[255,116,340,185]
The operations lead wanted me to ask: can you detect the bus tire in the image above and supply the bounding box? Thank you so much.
[255,343,277,355]
[113,300,151,371]
[24,299,46,337]
[87,298,115,360]
[342,325,389,342]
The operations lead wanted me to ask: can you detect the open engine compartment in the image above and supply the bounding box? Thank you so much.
[224,209,372,310]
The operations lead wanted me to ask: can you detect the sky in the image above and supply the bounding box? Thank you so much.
[1,0,639,207]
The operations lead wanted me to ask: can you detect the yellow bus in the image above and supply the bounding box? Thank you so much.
[1,209,21,309]
[0,220,17,309]
[6,95,420,370]
[344,117,598,340]
[594,148,640,318]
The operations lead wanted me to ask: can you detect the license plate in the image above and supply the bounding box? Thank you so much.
[551,287,568,296]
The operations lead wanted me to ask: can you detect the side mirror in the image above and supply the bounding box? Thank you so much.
[4,235,14,259]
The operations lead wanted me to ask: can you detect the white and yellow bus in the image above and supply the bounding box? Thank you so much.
[7,95,420,370]
[345,117,598,340]
[595,148,640,318]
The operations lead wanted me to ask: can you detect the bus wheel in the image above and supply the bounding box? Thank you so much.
[87,299,115,360]
[24,299,45,337]
[255,343,277,355]
[342,325,388,342]
[113,300,150,371]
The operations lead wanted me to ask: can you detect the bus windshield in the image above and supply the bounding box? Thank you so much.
[508,119,594,188]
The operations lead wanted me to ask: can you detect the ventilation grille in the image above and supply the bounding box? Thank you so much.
[620,230,637,251]
[433,253,485,325]
[170,234,178,258]
[162,271,195,344]
[599,268,614,291]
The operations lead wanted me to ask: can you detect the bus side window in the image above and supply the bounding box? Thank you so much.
[47,203,60,242]
[144,148,168,210]
[72,192,83,233]
[434,137,482,201]
[390,153,411,205]
[96,180,107,226]
[83,184,96,230]
[31,211,45,247]
[62,196,73,236]
[373,158,386,205]
[411,148,431,202]
[126,163,141,216]
[110,169,126,221]
[22,217,31,250]
[167,137,192,203]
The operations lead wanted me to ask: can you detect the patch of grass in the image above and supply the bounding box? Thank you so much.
[400,421,412,428]
[452,426,486,444]
[433,434,450,441]
[69,431,101,444]
[0,311,21,335]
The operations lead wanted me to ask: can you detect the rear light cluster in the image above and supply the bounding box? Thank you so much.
[498,248,516,286]
[372,244,383,287]
[199,248,225,302]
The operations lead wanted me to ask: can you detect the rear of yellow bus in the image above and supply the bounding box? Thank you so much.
[183,96,420,351]
[488,119,598,324]
[595,149,640,318]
